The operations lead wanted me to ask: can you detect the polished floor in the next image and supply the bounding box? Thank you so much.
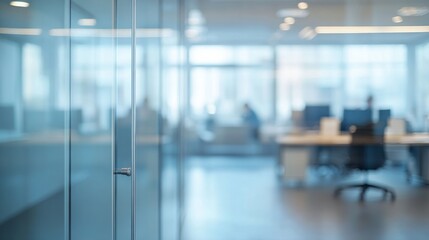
[182,156,429,240]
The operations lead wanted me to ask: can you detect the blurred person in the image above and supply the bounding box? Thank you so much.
[366,95,374,110]
[366,94,375,124]
[242,103,261,140]
[204,104,217,133]
[197,113,216,142]
[205,113,216,133]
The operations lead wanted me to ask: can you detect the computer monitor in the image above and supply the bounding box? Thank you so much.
[341,109,372,131]
[303,105,331,129]
[0,105,15,130]
[376,109,391,135]
[378,109,391,123]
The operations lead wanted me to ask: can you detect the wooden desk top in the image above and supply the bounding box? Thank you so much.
[277,133,429,146]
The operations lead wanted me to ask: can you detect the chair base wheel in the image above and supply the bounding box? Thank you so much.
[334,183,395,202]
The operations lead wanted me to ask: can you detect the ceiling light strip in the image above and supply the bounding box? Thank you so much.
[10,1,30,8]
[49,28,176,38]
[0,28,41,35]
[315,26,429,34]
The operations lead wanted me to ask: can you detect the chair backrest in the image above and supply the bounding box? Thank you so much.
[348,124,386,170]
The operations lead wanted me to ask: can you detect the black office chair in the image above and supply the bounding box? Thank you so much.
[334,124,396,201]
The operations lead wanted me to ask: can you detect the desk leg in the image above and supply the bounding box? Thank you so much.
[418,146,429,185]
[409,146,429,186]
[279,146,312,182]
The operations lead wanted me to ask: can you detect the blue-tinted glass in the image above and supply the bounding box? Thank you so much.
[0,1,68,239]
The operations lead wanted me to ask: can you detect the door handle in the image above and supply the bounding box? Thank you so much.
[114,168,131,176]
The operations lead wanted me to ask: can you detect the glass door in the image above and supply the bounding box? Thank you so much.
[0,0,182,239]
[69,0,167,239]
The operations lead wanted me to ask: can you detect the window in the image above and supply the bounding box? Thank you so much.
[189,45,273,123]
[276,45,407,122]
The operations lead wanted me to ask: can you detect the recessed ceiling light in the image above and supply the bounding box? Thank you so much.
[284,17,295,25]
[392,16,403,23]
[297,2,308,10]
[279,23,290,31]
[188,9,205,25]
[10,1,30,7]
[78,18,97,26]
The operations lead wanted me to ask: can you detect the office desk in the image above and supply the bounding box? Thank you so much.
[277,133,429,181]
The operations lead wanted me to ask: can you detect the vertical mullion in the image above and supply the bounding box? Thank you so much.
[177,1,186,239]
[272,45,277,122]
[111,0,118,239]
[131,0,137,239]
[64,0,71,239]
[158,0,164,238]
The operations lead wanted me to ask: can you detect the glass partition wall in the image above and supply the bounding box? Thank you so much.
[0,0,183,240]
[0,0,69,239]
[3,0,429,239]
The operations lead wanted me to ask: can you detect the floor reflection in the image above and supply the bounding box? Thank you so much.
[183,156,429,240]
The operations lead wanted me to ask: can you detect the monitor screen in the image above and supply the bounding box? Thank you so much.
[378,109,391,123]
[342,109,372,131]
[303,105,331,129]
